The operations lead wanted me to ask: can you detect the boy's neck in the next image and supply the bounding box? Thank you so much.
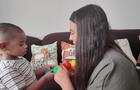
[1,53,18,60]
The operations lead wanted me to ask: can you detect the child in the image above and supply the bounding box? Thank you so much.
[0,23,53,90]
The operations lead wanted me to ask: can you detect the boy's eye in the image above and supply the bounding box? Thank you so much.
[19,43,24,46]
[19,42,26,46]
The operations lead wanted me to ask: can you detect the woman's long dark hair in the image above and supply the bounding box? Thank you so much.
[70,4,118,90]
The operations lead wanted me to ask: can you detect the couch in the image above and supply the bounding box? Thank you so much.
[24,29,140,90]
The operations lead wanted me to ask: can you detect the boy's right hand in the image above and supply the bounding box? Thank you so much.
[44,71,54,81]
[34,65,54,79]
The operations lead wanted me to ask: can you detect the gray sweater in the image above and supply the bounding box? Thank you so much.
[88,49,140,90]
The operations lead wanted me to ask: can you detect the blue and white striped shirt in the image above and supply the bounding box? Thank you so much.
[0,57,37,90]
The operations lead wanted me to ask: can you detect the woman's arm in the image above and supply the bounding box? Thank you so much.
[54,66,74,90]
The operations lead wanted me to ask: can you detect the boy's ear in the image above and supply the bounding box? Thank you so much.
[0,43,6,49]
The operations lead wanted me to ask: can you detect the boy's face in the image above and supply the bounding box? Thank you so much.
[5,32,27,58]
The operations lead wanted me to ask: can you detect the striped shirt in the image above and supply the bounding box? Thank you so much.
[0,57,37,90]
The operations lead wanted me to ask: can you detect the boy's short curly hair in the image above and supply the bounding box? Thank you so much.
[0,23,24,43]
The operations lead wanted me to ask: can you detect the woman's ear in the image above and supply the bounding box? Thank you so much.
[0,43,6,49]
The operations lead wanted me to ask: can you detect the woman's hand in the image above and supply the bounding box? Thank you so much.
[54,65,74,90]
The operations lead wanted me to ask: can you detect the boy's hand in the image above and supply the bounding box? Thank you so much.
[34,65,54,79]
[44,71,54,81]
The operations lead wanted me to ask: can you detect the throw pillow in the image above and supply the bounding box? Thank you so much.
[115,38,137,65]
[61,41,76,61]
[30,42,58,71]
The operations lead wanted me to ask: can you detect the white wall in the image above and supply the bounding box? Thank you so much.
[0,0,140,39]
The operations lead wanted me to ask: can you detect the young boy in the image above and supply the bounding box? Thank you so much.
[0,23,53,90]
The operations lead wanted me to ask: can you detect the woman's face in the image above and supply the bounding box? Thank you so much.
[69,21,77,45]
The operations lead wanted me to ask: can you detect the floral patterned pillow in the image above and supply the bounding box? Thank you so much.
[30,42,58,70]
[61,41,76,61]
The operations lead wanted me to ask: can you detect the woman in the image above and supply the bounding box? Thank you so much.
[54,4,140,90]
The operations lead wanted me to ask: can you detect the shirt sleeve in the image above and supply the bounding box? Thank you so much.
[0,67,26,90]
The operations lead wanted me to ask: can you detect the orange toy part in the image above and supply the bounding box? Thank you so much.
[62,60,72,70]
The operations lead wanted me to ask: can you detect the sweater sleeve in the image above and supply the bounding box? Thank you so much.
[87,61,114,90]
[88,59,140,90]
[103,65,140,90]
